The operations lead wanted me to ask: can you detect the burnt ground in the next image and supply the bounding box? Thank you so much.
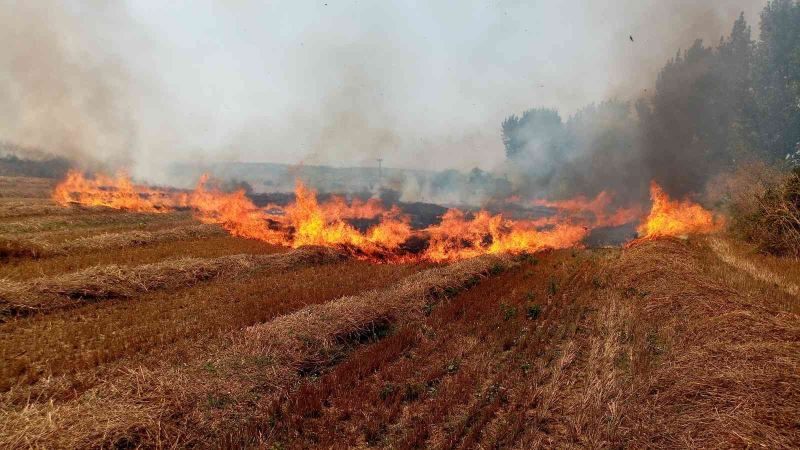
[251,191,636,247]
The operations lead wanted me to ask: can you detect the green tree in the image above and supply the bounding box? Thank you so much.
[639,12,758,196]
[719,13,760,160]
[754,0,800,160]
[500,108,563,159]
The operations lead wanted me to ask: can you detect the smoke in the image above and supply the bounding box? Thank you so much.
[0,1,145,169]
[0,0,766,199]
[597,0,764,99]
[291,41,403,167]
[498,1,767,205]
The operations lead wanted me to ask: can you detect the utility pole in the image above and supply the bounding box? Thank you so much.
[376,158,383,188]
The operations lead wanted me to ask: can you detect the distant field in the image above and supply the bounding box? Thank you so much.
[0,176,797,449]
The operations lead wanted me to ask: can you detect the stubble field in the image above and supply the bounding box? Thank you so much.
[0,175,798,449]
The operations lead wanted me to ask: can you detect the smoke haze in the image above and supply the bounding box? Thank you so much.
[0,0,764,186]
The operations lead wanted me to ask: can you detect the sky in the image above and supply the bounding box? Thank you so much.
[0,0,765,180]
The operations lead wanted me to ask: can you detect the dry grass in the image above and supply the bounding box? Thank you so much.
[59,223,226,252]
[722,165,800,257]
[0,177,54,199]
[254,248,600,449]
[224,238,800,449]
[0,246,346,316]
[0,209,194,234]
[0,236,48,259]
[611,238,800,448]
[231,254,513,377]
[709,236,800,297]
[0,234,278,281]
[0,255,510,448]
[0,198,71,219]
[0,223,226,260]
[0,235,796,448]
[0,259,426,404]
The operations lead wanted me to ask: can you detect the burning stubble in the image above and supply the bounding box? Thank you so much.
[51,170,722,260]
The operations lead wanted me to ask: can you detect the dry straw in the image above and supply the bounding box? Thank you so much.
[0,199,68,219]
[0,246,346,316]
[0,223,225,259]
[0,210,190,235]
[0,176,55,199]
[58,223,227,252]
[613,238,800,448]
[0,254,513,448]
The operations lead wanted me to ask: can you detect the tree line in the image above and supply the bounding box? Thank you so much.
[502,0,800,201]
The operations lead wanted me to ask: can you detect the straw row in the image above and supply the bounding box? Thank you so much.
[0,223,225,259]
[0,254,513,448]
[612,238,800,448]
[0,246,346,316]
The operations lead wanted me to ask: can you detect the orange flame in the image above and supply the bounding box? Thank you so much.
[284,180,412,252]
[189,174,286,243]
[532,190,643,228]
[637,181,720,238]
[52,171,595,261]
[423,209,587,262]
[52,170,177,212]
[320,195,385,220]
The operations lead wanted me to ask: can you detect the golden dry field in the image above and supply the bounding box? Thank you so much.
[0,176,798,449]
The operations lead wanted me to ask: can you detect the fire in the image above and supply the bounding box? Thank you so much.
[284,181,412,252]
[50,172,727,257]
[422,209,587,261]
[637,181,720,238]
[320,195,385,220]
[51,171,596,261]
[52,170,177,212]
[532,190,642,228]
[189,174,285,243]
[188,177,412,254]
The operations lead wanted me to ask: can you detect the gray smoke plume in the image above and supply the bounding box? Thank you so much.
[0,1,146,169]
[0,0,765,200]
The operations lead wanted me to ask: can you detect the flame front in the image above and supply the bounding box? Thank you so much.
[50,173,732,262]
[532,190,642,228]
[53,170,177,212]
[636,181,720,238]
[422,209,587,261]
[53,171,656,261]
[189,174,285,243]
[52,173,724,258]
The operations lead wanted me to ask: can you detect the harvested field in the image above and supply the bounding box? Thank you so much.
[0,246,345,316]
[0,177,54,199]
[240,239,800,449]
[708,236,800,298]
[258,248,599,448]
[0,176,798,449]
[0,259,428,399]
[0,223,226,260]
[612,238,800,448]
[6,2,800,445]
[0,209,194,234]
[0,234,279,281]
[0,256,509,448]
[0,198,72,219]
[57,223,226,252]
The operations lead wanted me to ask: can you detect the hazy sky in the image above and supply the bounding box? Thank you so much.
[1,0,764,179]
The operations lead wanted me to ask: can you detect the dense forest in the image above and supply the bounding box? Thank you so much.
[502,0,800,202]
